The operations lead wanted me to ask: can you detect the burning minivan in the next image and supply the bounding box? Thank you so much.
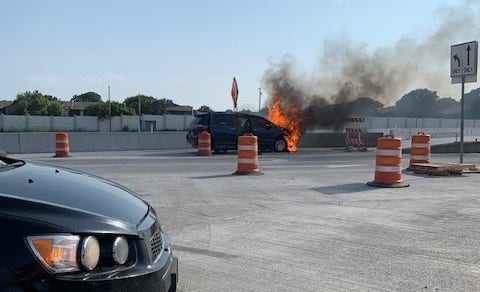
[186,112,289,153]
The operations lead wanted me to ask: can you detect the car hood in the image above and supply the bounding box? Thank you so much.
[0,161,149,235]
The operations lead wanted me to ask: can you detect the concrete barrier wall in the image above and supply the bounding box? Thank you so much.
[76,116,99,131]
[298,132,383,148]
[123,115,140,131]
[53,116,75,131]
[3,115,25,131]
[0,131,385,154]
[0,114,195,132]
[29,116,51,131]
[4,115,480,133]
[4,130,480,154]
[0,132,192,154]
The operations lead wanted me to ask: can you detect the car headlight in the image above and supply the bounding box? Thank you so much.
[112,236,129,265]
[27,234,130,274]
[80,236,100,271]
[27,235,80,273]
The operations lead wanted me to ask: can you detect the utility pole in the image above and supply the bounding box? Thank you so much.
[415,94,419,128]
[258,88,262,113]
[138,95,142,132]
[460,76,465,163]
[108,86,112,132]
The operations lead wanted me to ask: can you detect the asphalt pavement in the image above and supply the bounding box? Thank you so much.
[12,148,480,291]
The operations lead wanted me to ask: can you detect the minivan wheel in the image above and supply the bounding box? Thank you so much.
[273,138,287,152]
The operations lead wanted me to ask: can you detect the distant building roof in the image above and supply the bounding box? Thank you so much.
[376,106,396,114]
[438,105,460,115]
[166,105,193,115]
[0,100,13,109]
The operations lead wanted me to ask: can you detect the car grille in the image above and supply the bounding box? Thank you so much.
[150,230,163,261]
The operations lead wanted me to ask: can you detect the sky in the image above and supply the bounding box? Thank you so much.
[0,0,474,111]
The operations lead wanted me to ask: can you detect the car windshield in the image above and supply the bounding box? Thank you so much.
[187,117,201,129]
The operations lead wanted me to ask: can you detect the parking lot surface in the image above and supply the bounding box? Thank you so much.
[13,149,480,291]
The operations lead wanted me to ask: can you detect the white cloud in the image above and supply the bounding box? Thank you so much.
[105,72,122,80]
[27,74,61,83]
[172,77,185,83]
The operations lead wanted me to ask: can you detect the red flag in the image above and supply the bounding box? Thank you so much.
[231,77,238,109]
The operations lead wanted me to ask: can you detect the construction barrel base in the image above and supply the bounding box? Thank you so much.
[366,181,410,188]
[232,170,264,176]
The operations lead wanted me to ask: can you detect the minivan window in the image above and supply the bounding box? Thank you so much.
[213,114,234,127]
[251,116,267,128]
[187,117,201,129]
[234,115,248,128]
[188,115,209,129]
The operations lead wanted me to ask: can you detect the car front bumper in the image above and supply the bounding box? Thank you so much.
[4,233,178,292]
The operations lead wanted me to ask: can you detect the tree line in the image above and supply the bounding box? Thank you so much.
[6,91,212,119]
[348,87,480,119]
[6,87,480,119]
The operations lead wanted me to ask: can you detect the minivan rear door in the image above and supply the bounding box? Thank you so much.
[210,113,237,149]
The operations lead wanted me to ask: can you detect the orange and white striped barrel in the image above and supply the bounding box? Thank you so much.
[367,136,409,187]
[234,134,261,175]
[55,132,70,157]
[409,132,430,166]
[197,131,211,156]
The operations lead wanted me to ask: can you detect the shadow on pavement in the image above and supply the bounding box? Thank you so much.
[141,151,197,157]
[190,174,237,179]
[312,182,373,195]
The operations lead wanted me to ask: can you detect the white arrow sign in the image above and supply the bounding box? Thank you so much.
[451,41,478,83]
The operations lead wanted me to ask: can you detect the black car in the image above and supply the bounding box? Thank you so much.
[0,156,178,291]
[186,112,288,153]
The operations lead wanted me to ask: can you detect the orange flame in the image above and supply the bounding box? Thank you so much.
[267,92,302,152]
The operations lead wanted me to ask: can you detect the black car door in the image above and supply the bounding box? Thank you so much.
[210,113,237,149]
[250,116,274,149]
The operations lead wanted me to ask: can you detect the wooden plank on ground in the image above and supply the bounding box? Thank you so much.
[410,163,465,176]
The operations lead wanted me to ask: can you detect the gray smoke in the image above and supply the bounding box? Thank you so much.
[262,0,480,130]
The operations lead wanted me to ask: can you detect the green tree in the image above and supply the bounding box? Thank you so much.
[464,88,480,119]
[435,97,459,118]
[85,101,135,119]
[10,90,65,116]
[84,102,109,119]
[350,97,384,116]
[153,98,175,114]
[111,101,136,116]
[197,105,213,112]
[124,95,156,114]
[47,101,66,116]
[71,92,102,102]
[123,95,176,115]
[394,89,438,118]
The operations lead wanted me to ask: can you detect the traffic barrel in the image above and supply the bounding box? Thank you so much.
[197,131,211,156]
[55,132,70,157]
[367,135,409,188]
[233,134,262,175]
[409,132,431,167]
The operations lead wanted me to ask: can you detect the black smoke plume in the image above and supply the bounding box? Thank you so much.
[262,0,480,131]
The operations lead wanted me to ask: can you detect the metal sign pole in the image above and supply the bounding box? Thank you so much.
[460,76,465,163]
[451,41,477,164]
